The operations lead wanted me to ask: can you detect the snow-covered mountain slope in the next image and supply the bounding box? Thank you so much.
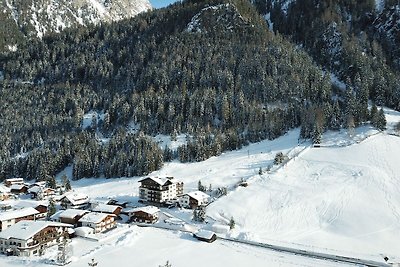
[0,0,151,50]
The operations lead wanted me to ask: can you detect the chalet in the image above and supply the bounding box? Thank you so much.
[138,176,183,204]
[193,230,217,243]
[14,202,48,219]
[0,220,72,257]
[0,207,39,231]
[91,203,122,216]
[50,209,89,227]
[128,206,160,224]
[4,178,24,187]
[10,184,28,195]
[60,193,89,209]
[179,191,210,209]
[0,186,11,201]
[28,186,56,200]
[78,212,116,233]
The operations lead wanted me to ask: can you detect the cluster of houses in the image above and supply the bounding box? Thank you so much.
[0,178,57,201]
[0,176,214,258]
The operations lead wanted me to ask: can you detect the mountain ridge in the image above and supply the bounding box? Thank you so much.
[0,0,152,52]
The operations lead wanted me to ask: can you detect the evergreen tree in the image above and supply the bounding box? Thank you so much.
[312,125,322,145]
[193,206,206,222]
[229,216,235,230]
[62,174,72,191]
[370,104,378,123]
[347,115,356,137]
[274,152,285,165]
[46,175,57,190]
[47,198,56,220]
[376,109,387,131]
[198,180,206,192]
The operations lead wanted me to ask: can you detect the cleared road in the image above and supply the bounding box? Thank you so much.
[220,236,390,267]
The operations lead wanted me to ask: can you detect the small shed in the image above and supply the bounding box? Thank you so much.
[193,230,217,243]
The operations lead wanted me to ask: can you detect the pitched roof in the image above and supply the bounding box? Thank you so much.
[0,220,72,240]
[62,192,89,205]
[138,176,179,186]
[0,207,39,221]
[91,203,121,213]
[28,185,42,194]
[14,200,48,210]
[194,230,216,240]
[10,184,27,190]
[78,212,115,224]
[186,191,210,202]
[5,178,24,183]
[30,181,46,188]
[130,206,160,215]
[74,226,94,236]
[51,209,89,220]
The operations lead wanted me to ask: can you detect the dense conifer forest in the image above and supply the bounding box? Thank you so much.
[0,0,396,181]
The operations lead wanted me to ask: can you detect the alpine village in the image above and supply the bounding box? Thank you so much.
[1,0,400,267]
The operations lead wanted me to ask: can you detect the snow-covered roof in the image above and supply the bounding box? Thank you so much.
[79,212,115,224]
[0,207,39,221]
[91,203,121,213]
[74,226,94,237]
[130,206,160,215]
[62,192,89,205]
[185,191,210,202]
[0,220,72,240]
[10,184,26,190]
[14,200,48,209]
[194,230,216,240]
[139,176,180,186]
[51,209,89,220]
[5,178,24,183]
[28,185,42,193]
[29,181,46,188]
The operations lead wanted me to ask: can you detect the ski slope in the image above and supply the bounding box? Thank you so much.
[208,133,400,259]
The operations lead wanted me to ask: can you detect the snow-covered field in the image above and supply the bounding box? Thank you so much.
[1,108,400,266]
